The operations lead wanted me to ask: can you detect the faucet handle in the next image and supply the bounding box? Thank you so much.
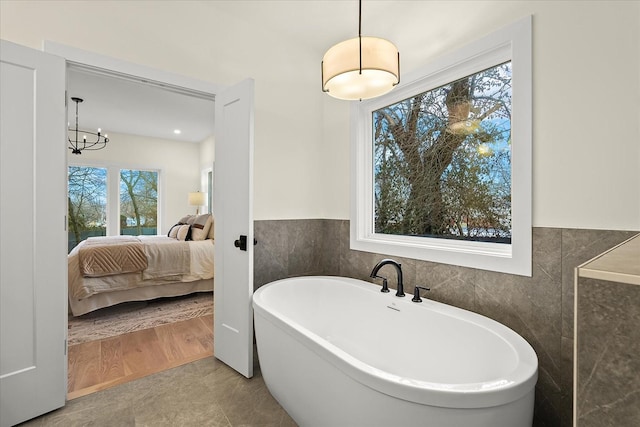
[372,275,390,293]
[411,286,431,303]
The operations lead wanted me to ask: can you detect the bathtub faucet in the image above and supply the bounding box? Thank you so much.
[370,259,405,297]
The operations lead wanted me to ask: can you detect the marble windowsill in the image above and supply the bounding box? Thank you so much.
[578,233,640,286]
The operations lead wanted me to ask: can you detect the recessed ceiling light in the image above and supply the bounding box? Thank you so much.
[174,129,182,135]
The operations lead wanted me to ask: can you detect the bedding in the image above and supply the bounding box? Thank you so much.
[79,236,147,277]
[68,234,214,316]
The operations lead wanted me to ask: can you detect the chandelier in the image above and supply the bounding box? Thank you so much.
[68,97,108,154]
[321,0,400,100]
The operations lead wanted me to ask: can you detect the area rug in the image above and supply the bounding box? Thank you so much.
[67,292,213,346]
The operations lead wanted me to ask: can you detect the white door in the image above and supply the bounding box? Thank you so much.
[213,79,255,378]
[0,40,67,427]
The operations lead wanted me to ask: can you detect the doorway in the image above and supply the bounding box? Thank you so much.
[53,43,220,397]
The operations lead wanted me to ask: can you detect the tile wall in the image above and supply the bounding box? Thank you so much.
[576,278,640,426]
[254,219,635,427]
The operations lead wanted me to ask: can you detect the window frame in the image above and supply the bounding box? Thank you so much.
[68,160,163,237]
[118,168,160,235]
[350,16,532,276]
[67,165,108,251]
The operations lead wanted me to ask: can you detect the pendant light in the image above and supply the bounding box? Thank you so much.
[321,0,400,100]
[68,97,109,155]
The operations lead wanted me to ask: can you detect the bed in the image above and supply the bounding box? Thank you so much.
[68,213,214,316]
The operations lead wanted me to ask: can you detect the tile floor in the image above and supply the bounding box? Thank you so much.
[21,355,297,426]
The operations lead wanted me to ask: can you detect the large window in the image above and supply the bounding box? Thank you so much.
[68,166,159,251]
[374,62,512,243]
[119,169,158,236]
[68,166,107,251]
[351,17,532,276]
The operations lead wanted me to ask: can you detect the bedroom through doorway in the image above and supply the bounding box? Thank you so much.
[63,57,217,399]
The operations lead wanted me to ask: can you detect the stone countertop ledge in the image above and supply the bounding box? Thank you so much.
[578,233,640,286]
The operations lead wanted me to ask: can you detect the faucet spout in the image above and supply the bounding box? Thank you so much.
[370,259,405,297]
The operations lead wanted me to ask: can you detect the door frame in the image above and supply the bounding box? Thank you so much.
[44,41,252,379]
[45,41,223,97]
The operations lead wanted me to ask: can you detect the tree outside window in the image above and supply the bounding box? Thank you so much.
[68,166,159,251]
[67,166,107,252]
[119,169,158,236]
[353,17,531,276]
[373,62,512,244]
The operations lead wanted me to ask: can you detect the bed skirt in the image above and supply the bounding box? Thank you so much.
[69,278,214,316]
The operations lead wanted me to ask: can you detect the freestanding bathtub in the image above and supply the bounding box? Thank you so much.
[253,276,538,427]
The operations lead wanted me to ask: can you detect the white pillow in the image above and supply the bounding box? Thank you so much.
[176,224,191,241]
[190,213,212,241]
[168,224,181,238]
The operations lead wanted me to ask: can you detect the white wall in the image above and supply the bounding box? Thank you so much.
[199,134,215,171]
[0,0,327,221]
[320,1,640,230]
[2,1,639,230]
[68,132,201,233]
[530,1,639,230]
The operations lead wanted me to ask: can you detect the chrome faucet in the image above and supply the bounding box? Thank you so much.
[370,259,405,297]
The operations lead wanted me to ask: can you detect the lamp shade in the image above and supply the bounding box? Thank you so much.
[188,191,206,207]
[322,36,400,100]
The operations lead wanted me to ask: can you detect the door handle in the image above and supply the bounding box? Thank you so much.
[234,235,247,251]
[234,235,257,251]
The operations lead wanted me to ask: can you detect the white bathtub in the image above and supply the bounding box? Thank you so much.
[253,276,538,427]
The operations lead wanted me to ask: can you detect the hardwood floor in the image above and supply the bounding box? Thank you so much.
[67,314,213,400]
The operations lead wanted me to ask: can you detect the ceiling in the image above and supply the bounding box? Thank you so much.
[62,0,417,147]
[62,0,503,146]
[67,67,215,144]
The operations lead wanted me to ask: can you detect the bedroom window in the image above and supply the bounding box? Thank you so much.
[351,17,532,276]
[119,169,158,236]
[68,166,159,251]
[68,166,108,251]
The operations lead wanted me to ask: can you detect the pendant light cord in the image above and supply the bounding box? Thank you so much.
[358,0,362,75]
